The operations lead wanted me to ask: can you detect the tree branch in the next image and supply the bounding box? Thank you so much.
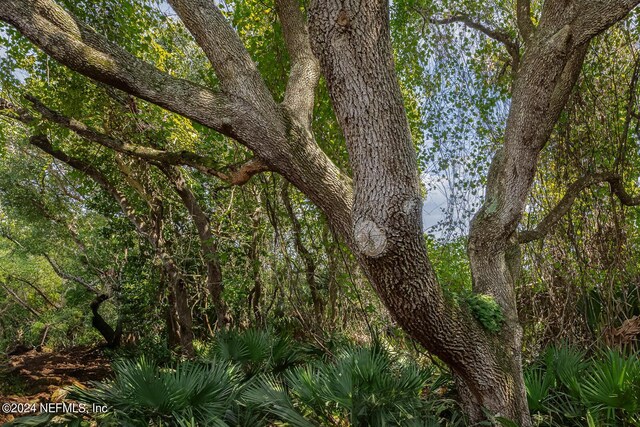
[2,95,269,185]
[27,134,151,240]
[1,0,355,246]
[275,0,321,129]
[0,0,241,136]
[7,274,60,309]
[430,14,519,66]
[518,172,640,243]
[573,0,640,45]
[159,165,227,324]
[167,0,274,109]
[0,281,41,317]
[516,0,535,41]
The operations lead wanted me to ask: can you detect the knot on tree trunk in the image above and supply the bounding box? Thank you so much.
[354,219,387,257]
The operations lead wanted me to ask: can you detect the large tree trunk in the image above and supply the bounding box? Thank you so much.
[307,1,532,423]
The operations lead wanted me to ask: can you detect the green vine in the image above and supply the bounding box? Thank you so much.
[464,293,504,333]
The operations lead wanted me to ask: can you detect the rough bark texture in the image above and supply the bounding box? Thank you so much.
[466,0,640,421]
[2,0,639,423]
[308,1,531,422]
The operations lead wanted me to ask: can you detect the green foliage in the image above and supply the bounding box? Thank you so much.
[426,238,505,333]
[525,345,640,426]
[57,339,464,427]
[426,237,472,293]
[207,328,306,377]
[1,413,89,426]
[245,345,462,426]
[69,356,244,426]
[464,293,505,333]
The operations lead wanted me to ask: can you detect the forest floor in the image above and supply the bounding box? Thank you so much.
[0,346,111,424]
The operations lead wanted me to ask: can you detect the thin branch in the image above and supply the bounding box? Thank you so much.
[518,172,640,243]
[7,274,60,309]
[615,57,640,170]
[2,95,269,185]
[28,134,151,241]
[0,281,41,317]
[43,253,99,294]
[275,0,320,129]
[430,14,519,66]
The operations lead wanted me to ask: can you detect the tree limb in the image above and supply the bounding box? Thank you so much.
[0,0,240,136]
[1,0,355,245]
[7,274,60,309]
[518,172,640,243]
[516,0,535,41]
[159,165,227,324]
[2,95,269,185]
[167,0,274,109]
[28,134,151,241]
[43,254,101,295]
[275,0,321,129]
[573,0,640,45]
[0,281,41,317]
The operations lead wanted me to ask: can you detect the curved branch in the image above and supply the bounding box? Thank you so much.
[1,0,355,246]
[43,253,99,294]
[159,165,227,324]
[0,0,241,137]
[0,281,41,317]
[430,14,519,66]
[28,134,150,240]
[518,172,640,244]
[3,95,270,185]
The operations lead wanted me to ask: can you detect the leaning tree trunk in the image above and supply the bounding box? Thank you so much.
[308,1,532,423]
[161,165,228,327]
[90,294,122,348]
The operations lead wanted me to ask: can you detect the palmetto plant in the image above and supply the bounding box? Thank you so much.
[580,350,640,423]
[244,345,459,426]
[525,345,640,426]
[68,356,244,426]
[210,328,306,377]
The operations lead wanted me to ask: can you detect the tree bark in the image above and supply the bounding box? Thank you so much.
[308,1,533,422]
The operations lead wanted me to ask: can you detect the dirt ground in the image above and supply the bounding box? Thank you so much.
[0,346,111,424]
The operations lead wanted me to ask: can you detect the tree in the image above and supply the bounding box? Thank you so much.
[1,0,639,423]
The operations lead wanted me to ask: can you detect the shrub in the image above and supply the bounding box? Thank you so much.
[68,356,244,426]
[244,345,463,426]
